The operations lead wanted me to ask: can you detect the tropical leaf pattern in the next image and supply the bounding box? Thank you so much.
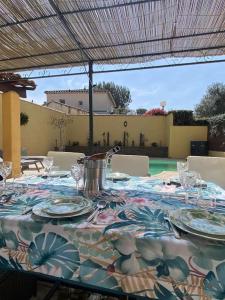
[104,207,170,237]
[28,232,79,279]
[0,177,224,299]
[204,262,225,299]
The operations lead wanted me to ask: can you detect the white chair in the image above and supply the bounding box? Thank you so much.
[187,156,225,188]
[47,151,85,171]
[111,154,149,176]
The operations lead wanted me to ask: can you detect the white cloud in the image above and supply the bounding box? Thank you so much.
[66,77,86,89]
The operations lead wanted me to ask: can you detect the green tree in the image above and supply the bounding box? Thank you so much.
[195,83,225,117]
[136,108,147,115]
[95,81,132,108]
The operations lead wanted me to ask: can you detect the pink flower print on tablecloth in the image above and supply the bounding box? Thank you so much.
[26,189,50,197]
[126,197,153,206]
[97,209,120,224]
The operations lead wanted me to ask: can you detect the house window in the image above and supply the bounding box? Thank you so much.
[78,101,83,106]
[59,99,65,104]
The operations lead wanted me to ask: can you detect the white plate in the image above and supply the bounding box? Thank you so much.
[170,210,225,241]
[43,196,91,216]
[48,171,70,177]
[179,208,225,236]
[32,201,93,219]
[107,172,130,181]
[43,203,85,216]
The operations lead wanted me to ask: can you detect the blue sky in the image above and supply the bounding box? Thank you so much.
[26,59,225,112]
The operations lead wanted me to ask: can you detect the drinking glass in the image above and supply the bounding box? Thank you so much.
[177,161,188,174]
[181,171,200,204]
[12,180,29,198]
[0,161,12,191]
[71,164,83,193]
[177,161,188,187]
[104,158,112,190]
[197,194,217,211]
[42,157,54,177]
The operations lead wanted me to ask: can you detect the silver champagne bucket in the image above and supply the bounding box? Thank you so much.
[83,159,106,195]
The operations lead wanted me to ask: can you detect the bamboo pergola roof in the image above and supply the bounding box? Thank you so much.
[0,0,225,72]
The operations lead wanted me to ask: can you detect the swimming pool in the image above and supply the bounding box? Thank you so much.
[149,159,178,175]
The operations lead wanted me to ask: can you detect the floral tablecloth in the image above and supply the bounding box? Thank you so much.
[0,176,225,300]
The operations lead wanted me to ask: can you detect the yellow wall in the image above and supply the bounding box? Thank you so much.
[0,95,67,155]
[20,100,68,155]
[67,115,168,147]
[209,150,225,157]
[165,113,173,146]
[0,95,208,158]
[168,126,208,158]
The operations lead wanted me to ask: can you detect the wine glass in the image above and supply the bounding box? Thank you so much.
[0,161,12,192]
[177,161,188,174]
[177,161,188,185]
[71,164,83,194]
[42,157,54,177]
[104,158,112,190]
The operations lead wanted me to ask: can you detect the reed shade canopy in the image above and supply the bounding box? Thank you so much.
[0,0,225,72]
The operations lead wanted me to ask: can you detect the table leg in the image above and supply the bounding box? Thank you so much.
[35,163,40,172]
[42,280,60,300]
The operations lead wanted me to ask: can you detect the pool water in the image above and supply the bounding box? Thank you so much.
[149,159,178,175]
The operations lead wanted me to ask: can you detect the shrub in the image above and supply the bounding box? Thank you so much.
[136,108,147,115]
[144,108,167,116]
[151,142,158,147]
[72,141,79,146]
[20,112,29,126]
[168,110,193,125]
[193,118,209,126]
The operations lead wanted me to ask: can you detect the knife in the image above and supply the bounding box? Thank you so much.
[22,207,33,215]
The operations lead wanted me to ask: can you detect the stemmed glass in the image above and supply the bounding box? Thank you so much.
[104,158,112,190]
[0,161,12,191]
[42,157,54,177]
[71,163,83,194]
[177,161,188,174]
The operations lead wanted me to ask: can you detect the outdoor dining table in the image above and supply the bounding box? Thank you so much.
[0,175,225,300]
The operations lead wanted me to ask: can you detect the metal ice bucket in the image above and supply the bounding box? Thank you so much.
[83,159,106,195]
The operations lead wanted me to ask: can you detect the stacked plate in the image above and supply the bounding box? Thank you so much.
[32,196,93,218]
[170,208,225,241]
[46,171,70,178]
[107,172,130,181]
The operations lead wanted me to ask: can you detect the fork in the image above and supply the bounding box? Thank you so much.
[164,216,181,239]
[87,200,107,223]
